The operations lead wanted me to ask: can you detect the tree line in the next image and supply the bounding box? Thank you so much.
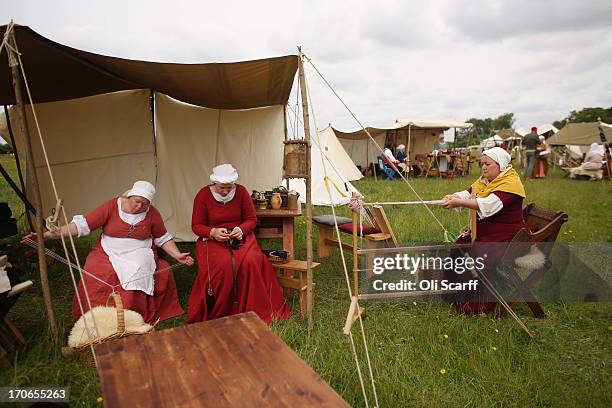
[454,107,611,147]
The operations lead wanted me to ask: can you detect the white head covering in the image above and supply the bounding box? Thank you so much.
[397,144,405,151]
[483,147,511,171]
[125,180,155,202]
[210,164,238,184]
[539,135,545,141]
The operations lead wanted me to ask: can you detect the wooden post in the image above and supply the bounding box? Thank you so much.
[7,30,58,336]
[352,199,358,296]
[297,47,314,333]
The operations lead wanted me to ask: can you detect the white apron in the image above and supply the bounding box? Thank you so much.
[101,235,156,295]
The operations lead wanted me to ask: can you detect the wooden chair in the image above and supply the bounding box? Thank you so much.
[496,204,568,318]
[0,280,34,360]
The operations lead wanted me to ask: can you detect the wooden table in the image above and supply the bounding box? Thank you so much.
[96,312,349,408]
[255,207,301,260]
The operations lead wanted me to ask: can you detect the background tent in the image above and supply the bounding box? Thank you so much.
[546,122,612,146]
[480,134,504,149]
[0,24,298,241]
[333,120,473,169]
[287,127,362,206]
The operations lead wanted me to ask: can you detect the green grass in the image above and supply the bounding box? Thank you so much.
[1,154,611,407]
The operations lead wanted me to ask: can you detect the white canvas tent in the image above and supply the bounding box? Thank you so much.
[286,127,362,206]
[1,90,287,241]
[480,135,504,149]
[333,120,473,169]
[0,25,299,242]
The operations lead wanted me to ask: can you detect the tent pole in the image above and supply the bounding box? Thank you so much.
[4,105,36,229]
[7,30,58,337]
[297,47,314,333]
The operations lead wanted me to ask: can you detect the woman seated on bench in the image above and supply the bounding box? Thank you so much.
[440,147,529,314]
[22,181,193,324]
[188,164,291,324]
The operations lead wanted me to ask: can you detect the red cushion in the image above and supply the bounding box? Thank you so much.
[338,223,381,236]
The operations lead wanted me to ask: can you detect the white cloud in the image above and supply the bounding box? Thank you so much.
[1,0,611,131]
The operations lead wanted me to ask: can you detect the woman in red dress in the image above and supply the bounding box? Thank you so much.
[441,147,528,313]
[188,164,290,324]
[23,181,194,324]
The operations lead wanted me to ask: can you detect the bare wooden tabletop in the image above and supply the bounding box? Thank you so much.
[96,312,349,407]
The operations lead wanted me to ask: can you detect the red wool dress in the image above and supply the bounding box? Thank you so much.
[72,198,183,324]
[188,184,291,324]
[454,190,530,314]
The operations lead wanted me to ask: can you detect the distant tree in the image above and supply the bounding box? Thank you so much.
[493,112,516,130]
[458,112,516,147]
[554,107,612,129]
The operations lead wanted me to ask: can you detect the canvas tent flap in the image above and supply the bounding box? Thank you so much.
[7,90,156,219]
[154,93,285,241]
[546,122,612,146]
[0,24,297,109]
[286,127,362,206]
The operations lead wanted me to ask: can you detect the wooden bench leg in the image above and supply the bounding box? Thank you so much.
[299,271,316,316]
[316,224,333,258]
[2,318,26,345]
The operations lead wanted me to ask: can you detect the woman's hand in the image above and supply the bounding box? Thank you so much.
[210,227,230,242]
[229,227,243,240]
[20,231,51,243]
[175,252,195,266]
[441,195,464,209]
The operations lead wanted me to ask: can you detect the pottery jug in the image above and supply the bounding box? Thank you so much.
[270,192,282,210]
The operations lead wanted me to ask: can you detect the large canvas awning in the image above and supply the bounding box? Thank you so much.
[546,122,612,146]
[0,24,298,109]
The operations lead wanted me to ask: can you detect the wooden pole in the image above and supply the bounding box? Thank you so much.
[7,30,58,337]
[297,47,314,333]
[352,199,358,296]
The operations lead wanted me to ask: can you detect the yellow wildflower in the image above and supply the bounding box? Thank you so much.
[492,346,497,352]
[443,334,449,340]
[412,301,417,306]
[97,397,104,403]
[439,368,446,375]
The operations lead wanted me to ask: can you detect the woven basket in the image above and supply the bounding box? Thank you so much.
[75,293,154,368]
[268,250,290,264]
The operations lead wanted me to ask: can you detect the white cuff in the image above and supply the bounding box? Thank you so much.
[72,215,90,237]
[476,194,503,219]
[453,190,471,200]
[154,232,173,247]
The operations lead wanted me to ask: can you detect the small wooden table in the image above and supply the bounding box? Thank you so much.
[96,313,349,407]
[255,207,302,260]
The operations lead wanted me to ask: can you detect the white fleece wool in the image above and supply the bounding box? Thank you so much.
[514,245,546,271]
[68,306,152,348]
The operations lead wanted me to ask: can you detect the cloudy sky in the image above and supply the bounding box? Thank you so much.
[2,0,612,134]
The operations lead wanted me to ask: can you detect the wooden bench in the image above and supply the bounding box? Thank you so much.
[271,260,320,316]
[314,205,398,260]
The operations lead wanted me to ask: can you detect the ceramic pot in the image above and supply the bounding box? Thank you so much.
[270,193,282,210]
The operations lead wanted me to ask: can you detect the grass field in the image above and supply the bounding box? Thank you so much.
[0,154,611,407]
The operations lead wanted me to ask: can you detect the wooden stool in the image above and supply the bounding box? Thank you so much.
[272,260,320,316]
